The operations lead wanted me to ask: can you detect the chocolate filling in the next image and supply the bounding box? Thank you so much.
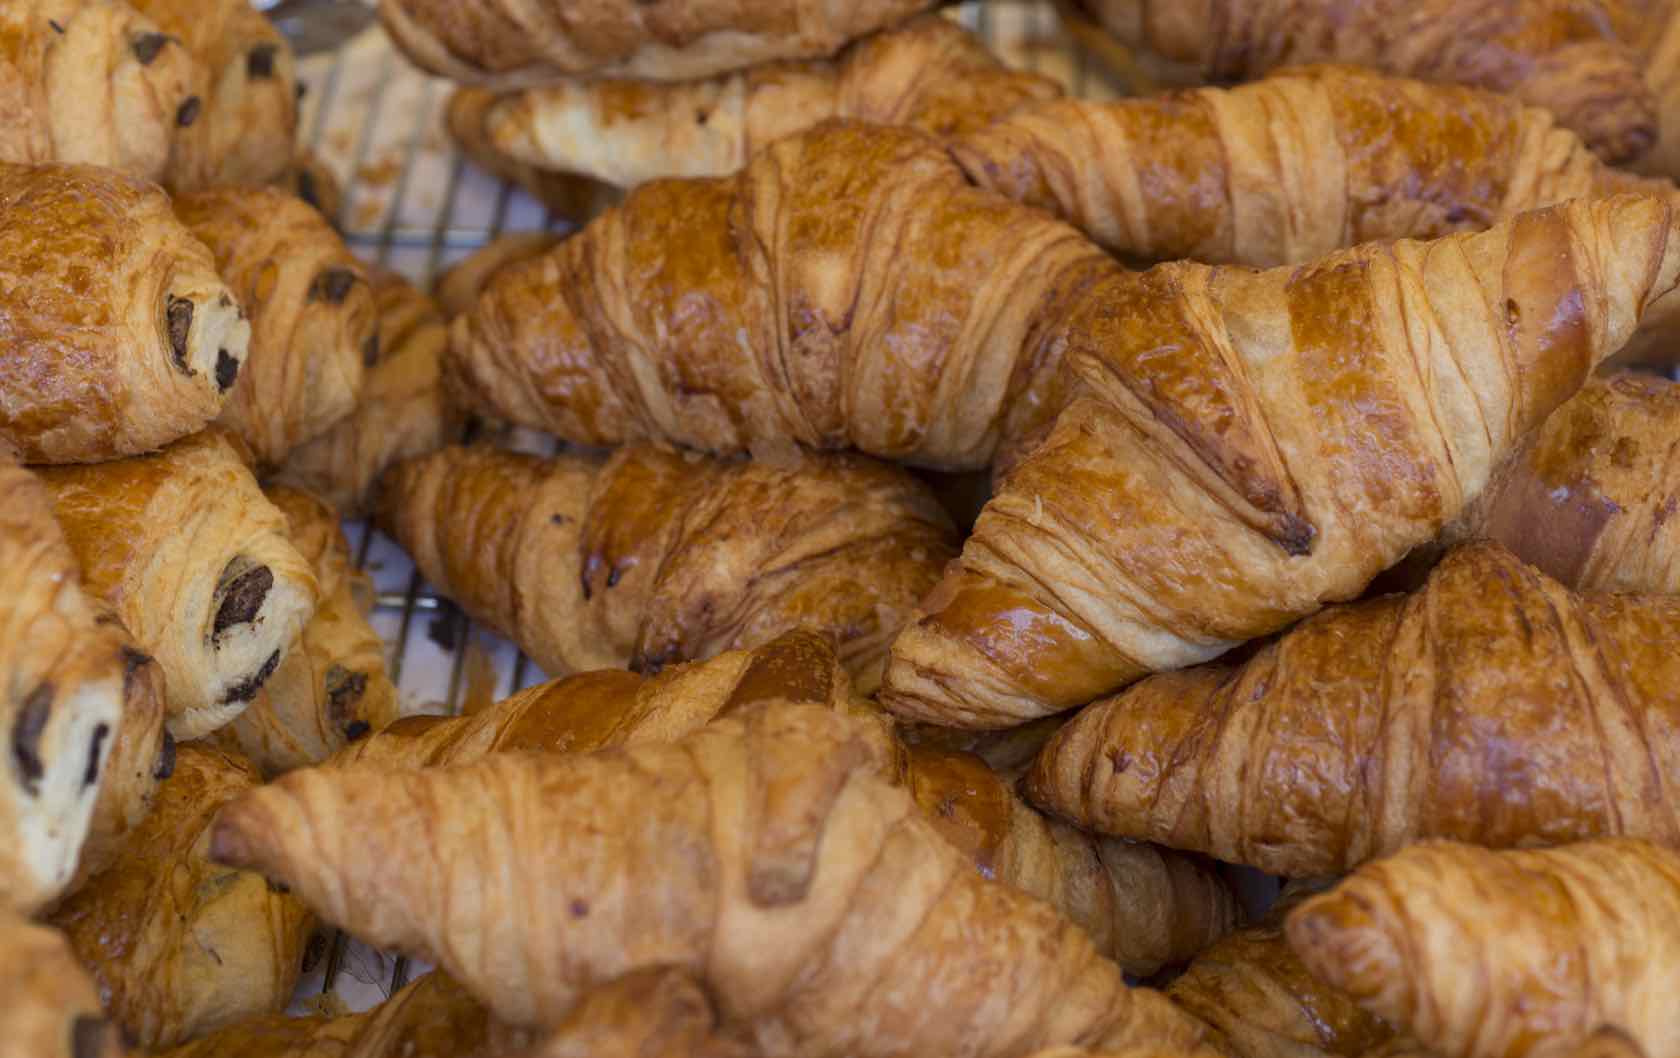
[11,683,51,796]
[120,646,153,698]
[132,32,169,65]
[362,332,380,366]
[344,720,371,741]
[325,665,367,718]
[296,169,319,209]
[247,45,277,79]
[83,724,110,787]
[215,348,240,392]
[154,729,176,780]
[72,1016,112,1058]
[213,562,273,640]
[176,96,200,127]
[310,268,356,304]
[166,297,193,373]
[222,649,282,704]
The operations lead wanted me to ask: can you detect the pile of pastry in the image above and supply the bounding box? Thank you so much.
[6,0,1680,1055]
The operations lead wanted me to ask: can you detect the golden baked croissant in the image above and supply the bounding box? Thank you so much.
[1449,372,1680,594]
[0,910,122,1058]
[0,161,250,465]
[378,0,942,87]
[128,0,298,189]
[213,487,399,775]
[1066,0,1654,162]
[448,121,1116,471]
[484,15,1060,192]
[38,429,319,741]
[274,152,344,229]
[446,88,623,221]
[954,64,1663,268]
[1027,540,1680,877]
[276,269,464,516]
[176,187,377,468]
[210,703,1211,1057]
[49,744,315,1050]
[1287,839,1680,1058]
[378,442,956,691]
[434,231,566,320]
[514,968,754,1058]
[0,464,129,914]
[0,0,198,181]
[880,192,1680,729]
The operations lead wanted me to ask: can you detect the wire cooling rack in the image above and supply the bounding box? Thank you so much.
[279,0,1124,1015]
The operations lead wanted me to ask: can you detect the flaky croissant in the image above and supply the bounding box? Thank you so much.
[1066,0,1653,163]
[434,232,566,320]
[378,0,941,87]
[446,88,624,222]
[484,15,1059,192]
[0,465,128,914]
[378,442,955,691]
[211,704,1211,1057]
[0,161,250,465]
[513,968,753,1058]
[0,910,122,1058]
[1027,541,1680,877]
[0,0,198,181]
[275,269,465,516]
[449,121,1116,471]
[880,192,1680,729]
[49,744,315,1050]
[176,187,377,468]
[213,487,399,775]
[39,429,319,741]
[1288,839,1680,1058]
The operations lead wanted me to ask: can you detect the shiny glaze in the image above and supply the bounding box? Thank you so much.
[905,745,1013,879]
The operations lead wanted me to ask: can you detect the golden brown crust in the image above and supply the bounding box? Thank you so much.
[1026,541,1680,876]
[955,64,1663,267]
[446,88,623,222]
[276,269,465,515]
[881,193,1680,729]
[377,443,955,692]
[274,151,345,229]
[0,910,122,1058]
[485,16,1060,190]
[0,0,198,181]
[1287,839,1680,1058]
[48,744,314,1050]
[209,704,1210,1056]
[435,233,567,320]
[379,0,941,86]
[1072,0,1654,162]
[176,187,376,468]
[516,968,756,1058]
[449,120,1117,471]
[0,161,250,464]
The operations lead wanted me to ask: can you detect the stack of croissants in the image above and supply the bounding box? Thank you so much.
[10,0,1680,1055]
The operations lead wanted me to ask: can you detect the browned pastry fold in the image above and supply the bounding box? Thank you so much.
[0,464,127,914]
[434,232,567,320]
[378,0,942,87]
[954,64,1664,268]
[0,161,250,465]
[1068,0,1654,163]
[1287,839,1680,1058]
[274,151,345,229]
[447,88,624,222]
[1449,372,1680,594]
[0,909,122,1058]
[39,429,319,741]
[176,187,377,468]
[213,487,399,775]
[512,968,755,1058]
[0,0,198,181]
[130,0,298,189]
[484,15,1060,191]
[276,269,465,516]
[1026,541,1680,876]
[208,703,1211,1056]
[449,121,1117,471]
[378,442,956,692]
[880,192,1680,729]
[49,744,315,1050]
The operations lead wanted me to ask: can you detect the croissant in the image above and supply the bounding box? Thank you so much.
[484,16,1060,193]
[378,442,956,691]
[1287,839,1680,1058]
[209,703,1210,1057]
[515,968,754,1058]
[212,487,399,775]
[0,464,128,914]
[48,744,315,1050]
[129,0,298,189]
[446,88,623,221]
[275,151,344,228]
[1066,0,1654,163]
[434,231,566,320]
[0,161,250,465]
[38,429,319,741]
[0,0,198,181]
[880,192,1680,729]
[0,910,122,1058]
[449,121,1117,471]
[276,269,465,516]
[1027,540,1680,877]
[176,187,377,468]
[378,0,942,87]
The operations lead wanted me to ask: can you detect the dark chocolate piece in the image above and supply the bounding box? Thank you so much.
[83,724,110,787]
[309,268,356,304]
[11,683,51,796]
[166,297,193,373]
[154,729,176,780]
[222,650,282,704]
[176,96,201,127]
[247,45,277,79]
[132,32,169,65]
[215,348,240,392]
[213,562,273,640]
